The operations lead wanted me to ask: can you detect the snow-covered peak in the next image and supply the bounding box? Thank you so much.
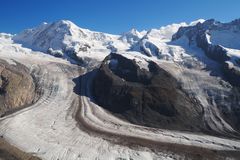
[143,19,204,42]
[129,28,141,35]
[12,20,119,59]
[144,22,188,41]
[130,21,191,58]
[189,19,205,26]
[13,20,78,51]
[0,33,13,39]
[55,19,77,27]
[119,28,144,45]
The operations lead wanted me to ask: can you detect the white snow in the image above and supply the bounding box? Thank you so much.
[155,22,188,41]
[129,20,205,59]
[11,19,207,63]
[225,48,240,66]
[12,20,125,62]
[118,51,152,71]
[120,28,144,45]
[189,19,205,26]
[206,33,211,44]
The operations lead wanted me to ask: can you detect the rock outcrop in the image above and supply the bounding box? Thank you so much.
[0,60,37,116]
[92,53,205,131]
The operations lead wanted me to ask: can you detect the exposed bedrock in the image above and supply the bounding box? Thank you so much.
[0,60,38,116]
[92,53,206,132]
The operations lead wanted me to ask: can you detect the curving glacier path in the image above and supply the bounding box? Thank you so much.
[0,42,240,160]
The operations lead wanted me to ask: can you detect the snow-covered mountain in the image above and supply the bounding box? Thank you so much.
[173,19,240,85]
[11,19,206,61]
[13,20,122,60]
[129,19,206,58]
[1,18,240,160]
[119,28,145,45]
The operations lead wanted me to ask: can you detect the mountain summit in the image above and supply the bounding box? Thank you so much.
[13,20,116,58]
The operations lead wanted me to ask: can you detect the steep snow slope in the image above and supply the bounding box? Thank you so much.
[13,20,126,61]
[130,20,206,59]
[13,20,115,50]
[119,28,145,45]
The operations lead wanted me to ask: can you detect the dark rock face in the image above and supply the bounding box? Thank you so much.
[218,87,240,131]
[196,35,230,63]
[93,53,204,131]
[172,19,240,86]
[223,63,240,86]
[0,60,37,116]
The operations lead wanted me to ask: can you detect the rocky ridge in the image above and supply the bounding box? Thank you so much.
[0,60,38,116]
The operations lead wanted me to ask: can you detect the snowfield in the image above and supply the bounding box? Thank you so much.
[0,19,240,160]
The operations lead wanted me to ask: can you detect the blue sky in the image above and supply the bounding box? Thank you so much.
[0,0,239,34]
